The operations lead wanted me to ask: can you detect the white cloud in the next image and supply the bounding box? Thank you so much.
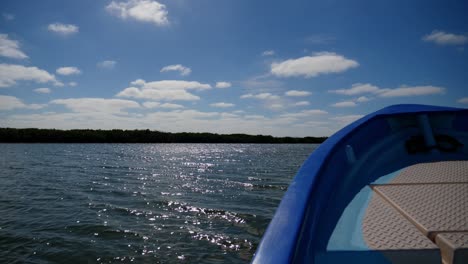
[118,87,200,101]
[34,88,51,94]
[131,79,146,86]
[0,34,28,59]
[54,81,65,87]
[97,60,117,69]
[117,79,211,101]
[458,97,468,104]
[331,101,357,107]
[142,101,160,108]
[210,102,235,108]
[129,79,211,90]
[271,52,358,78]
[329,83,380,95]
[279,109,328,118]
[106,0,169,27]
[330,115,364,125]
[56,67,81,76]
[215,81,231,88]
[0,95,45,110]
[160,64,191,76]
[143,102,184,109]
[378,86,445,97]
[240,93,280,100]
[293,101,310,106]
[269,104,284,110]
[47,23,79,35]
[330,83,445,98]
[68,82,78,87]
[423,30,468,46]
[285,90,311,97]
[242,76,283,90]
[160,103,184,109]
[51,98,140,113]
[0,63,58,87]
[262,50,275,56]
[356,96,370,103]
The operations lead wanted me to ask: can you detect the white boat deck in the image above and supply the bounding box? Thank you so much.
[365,161,468,264]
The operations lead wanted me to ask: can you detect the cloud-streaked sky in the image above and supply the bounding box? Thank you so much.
[0,0,467,137]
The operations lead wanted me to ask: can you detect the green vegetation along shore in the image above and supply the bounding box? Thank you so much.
[0,128,327,144]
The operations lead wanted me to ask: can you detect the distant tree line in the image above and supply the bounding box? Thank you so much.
[0,128,327,144]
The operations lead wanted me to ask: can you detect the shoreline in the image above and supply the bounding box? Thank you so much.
[0,128,327,144]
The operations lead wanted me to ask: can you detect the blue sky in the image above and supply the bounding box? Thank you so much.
[0,0,467,137]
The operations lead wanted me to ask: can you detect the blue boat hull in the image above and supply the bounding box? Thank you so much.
[252,104,468,264]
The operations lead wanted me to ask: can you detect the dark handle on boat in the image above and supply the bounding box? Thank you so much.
[405,134,463,154]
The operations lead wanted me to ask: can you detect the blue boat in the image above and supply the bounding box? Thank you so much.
[252,104,468,264]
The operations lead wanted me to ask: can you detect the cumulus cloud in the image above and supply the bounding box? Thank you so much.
[158,103,184,109]
[142,102,160,108]
[271,52,358,78]
[56,66,81,76]
[285,90,311,97]
[329,83,380,95]
[47,23,79,35]
[117,79,211,101]
[378,86,445,97]
[458,97,468,104]
[293,101,310,106]
[51,98,140,113]
[0,95,45,110]
[356,96,370,103]
[242,76,283,90]
[269,104,284,110]
[215,81,231,88]
[130,79,210,90]
[0,34,28,59]
[240,93,280,100]
[331,115,364,125]
[423,30,468,46]
[34,88,51,94]
[210,102,235,108]
[131,79,146,86]
[68,82,78,87]
[106,0,169,26]
[97,60,117,69]
[279,109,328,119]
[331,101,357,107]
[143,102,184,109]
[160,64,191,76]
[330,83,445,97]
[0,63,58,87]
[262,50,275,56]
[118,87,200,101]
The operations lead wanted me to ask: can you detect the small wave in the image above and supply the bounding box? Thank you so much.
[163,201,248,224]
[252,184,287,191]
[190,230,253,252]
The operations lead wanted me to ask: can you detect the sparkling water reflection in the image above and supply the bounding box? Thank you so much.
[0,144,317,263]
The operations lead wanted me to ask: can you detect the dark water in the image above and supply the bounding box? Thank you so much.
[0,144,317,263]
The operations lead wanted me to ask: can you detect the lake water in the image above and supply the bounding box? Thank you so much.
[0,144,317,263]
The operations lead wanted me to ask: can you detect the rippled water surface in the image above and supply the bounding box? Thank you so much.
[0,144,317,263]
